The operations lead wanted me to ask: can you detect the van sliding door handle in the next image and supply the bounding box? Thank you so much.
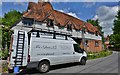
[73,52,75,54]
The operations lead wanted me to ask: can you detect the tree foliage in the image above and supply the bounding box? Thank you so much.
[87,19,102,33]
[110,10,120,48]
[87,19,104,41]
[2,10,22,52]
[2,10,22,28]
[0,17,2,24]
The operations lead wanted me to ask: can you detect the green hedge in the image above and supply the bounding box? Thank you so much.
[88,50,112,60]
[0,49,9,59]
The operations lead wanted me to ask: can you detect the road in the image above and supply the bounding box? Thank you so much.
[2,51,119,75]
[48,51,119,73]
[15,51,119,75]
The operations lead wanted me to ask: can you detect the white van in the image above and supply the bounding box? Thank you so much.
[8,29,87,73]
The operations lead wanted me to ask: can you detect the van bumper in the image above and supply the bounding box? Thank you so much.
[27,61,39,69]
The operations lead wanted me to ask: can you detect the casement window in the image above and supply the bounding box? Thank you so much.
[75,29,80,32]
[22,18,33,26]
[82,28,86,33]
[67,24,72,31]
[95,41,99,47]
[58,26,64,29]
[47,19,54,27]
[95,31,98,36]
[85,40,89,46]
[88,31,94,35]
[58,23,64,29]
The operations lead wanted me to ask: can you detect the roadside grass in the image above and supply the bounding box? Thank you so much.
[87,50,113,60]
[2,61,8,73]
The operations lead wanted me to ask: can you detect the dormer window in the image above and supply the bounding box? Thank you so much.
[82,28,86,33]
[47,19,54,27]
[95,31,98,36]
[75,29,80,32]
[67,24,72,31]
[22,18,34,26]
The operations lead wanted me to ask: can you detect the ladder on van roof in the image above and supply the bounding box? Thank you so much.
[14,31,25,66]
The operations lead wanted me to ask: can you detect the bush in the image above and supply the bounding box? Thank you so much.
[0,49,9,59]
[2,61,8,72]
[0,50,2,59]
[88,50,112,60]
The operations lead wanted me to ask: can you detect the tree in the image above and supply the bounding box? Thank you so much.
[87,19,105,48]
[2,10,22,52]
[110,10,120,49]
[0,17,2,24]
[87,19,102,33]
[2,10,22,28]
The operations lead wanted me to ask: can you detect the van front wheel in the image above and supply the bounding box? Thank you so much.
[80,58,86,65]
[38,61,50,73]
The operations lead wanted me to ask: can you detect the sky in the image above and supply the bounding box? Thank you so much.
[0,0,119,37]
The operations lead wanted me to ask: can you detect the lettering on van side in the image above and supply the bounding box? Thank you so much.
[35,45,57,50]
[37,53,54,55]
[62,53,71,55]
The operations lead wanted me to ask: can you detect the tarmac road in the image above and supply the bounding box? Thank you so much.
[49,51,119,73]
[3,51,119,75]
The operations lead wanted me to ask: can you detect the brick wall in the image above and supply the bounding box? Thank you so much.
[80,40,103,52]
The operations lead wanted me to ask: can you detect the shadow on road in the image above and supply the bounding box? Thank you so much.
[16,62,80,75]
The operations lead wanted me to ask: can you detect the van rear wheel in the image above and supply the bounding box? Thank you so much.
[80,58,86,65]
[8,69,13,73]
[38,61,50,73]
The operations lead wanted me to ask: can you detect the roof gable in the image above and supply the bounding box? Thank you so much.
[23,2,100,34]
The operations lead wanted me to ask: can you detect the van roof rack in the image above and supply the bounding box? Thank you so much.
[30,29,72,37]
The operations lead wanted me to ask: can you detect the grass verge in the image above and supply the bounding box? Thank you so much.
[87,50,113,60]
[2,60,8,73]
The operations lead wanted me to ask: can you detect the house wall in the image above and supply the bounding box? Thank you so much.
[13,19,103,52]
[80,40,103,52]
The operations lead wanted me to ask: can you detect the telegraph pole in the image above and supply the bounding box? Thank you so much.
[81,22,86,50]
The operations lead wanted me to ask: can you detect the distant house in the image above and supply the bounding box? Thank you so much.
[11,1,103,52]
[105,36,110,49]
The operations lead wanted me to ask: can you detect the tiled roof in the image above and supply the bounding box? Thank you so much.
[23,2,101,35]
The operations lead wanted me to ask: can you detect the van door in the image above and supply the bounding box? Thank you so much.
[60,44,75,63]
[9,30,28,68]
[73,44,82,62]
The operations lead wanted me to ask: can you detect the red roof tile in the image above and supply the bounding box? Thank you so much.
[23,2,100,34]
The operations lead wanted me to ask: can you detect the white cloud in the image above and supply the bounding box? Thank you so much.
[93,6,118,36]
[67,12,79,19]
[2,0,118,2]
[83,2,95,8]
[48,0,118,2]
[0,0,2,5]
[13,2,26,6]
[92,15,98,20]
[58,10,79,19]
[58,10,64,12]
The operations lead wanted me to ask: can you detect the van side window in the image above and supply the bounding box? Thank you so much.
[73,44,80,52]
[73,44,83,53]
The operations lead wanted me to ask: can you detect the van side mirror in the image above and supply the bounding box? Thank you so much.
[79,49,84,53]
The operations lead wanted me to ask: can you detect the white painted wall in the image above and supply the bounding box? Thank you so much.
[13,21,102,40]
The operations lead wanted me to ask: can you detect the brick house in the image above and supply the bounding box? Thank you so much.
[11,1,103,52]
[105,35,110,49]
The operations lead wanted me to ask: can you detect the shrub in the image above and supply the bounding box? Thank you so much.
[88,50,112,60]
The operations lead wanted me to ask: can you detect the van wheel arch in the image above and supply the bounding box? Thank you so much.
[80,56,87,65]
[38,59,50,73]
